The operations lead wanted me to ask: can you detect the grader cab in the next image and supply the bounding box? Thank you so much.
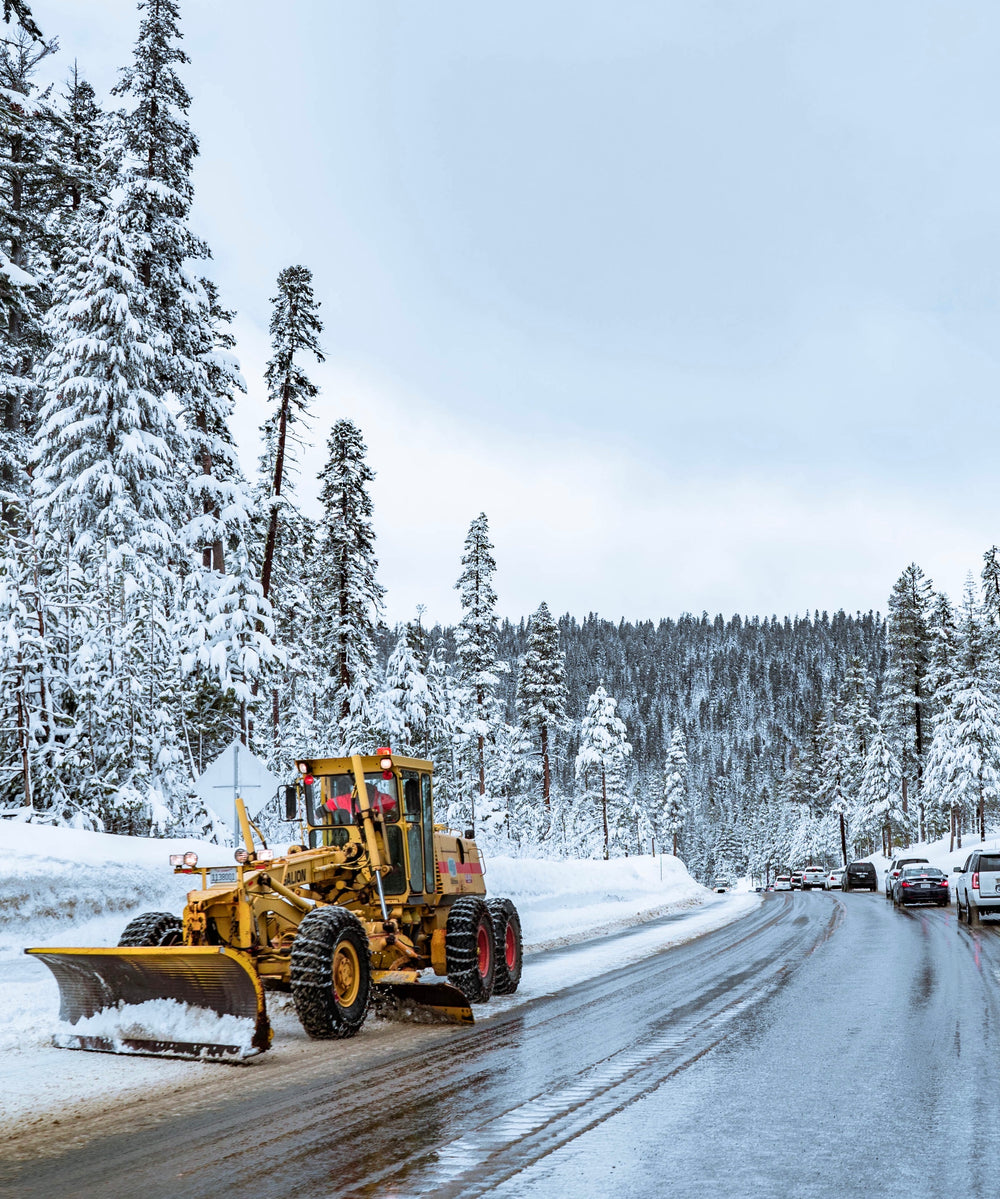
[27,751,522,1060]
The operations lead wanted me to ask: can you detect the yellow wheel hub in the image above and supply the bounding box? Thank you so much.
[332,941,361,1008]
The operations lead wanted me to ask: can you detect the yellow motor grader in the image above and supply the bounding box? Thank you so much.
[27,751,523,1061]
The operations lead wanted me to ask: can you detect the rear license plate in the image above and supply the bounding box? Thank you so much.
[210,867,237,885]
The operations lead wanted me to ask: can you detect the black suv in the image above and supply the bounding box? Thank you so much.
[842,861,878,892]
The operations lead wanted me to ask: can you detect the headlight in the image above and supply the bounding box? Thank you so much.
[234,848,249,864]
[255,848,274,863]
[169,854,184,867]
[183,851,199,867]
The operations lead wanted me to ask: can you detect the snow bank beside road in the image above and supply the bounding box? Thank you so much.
[485,853,706,950]
[0,821,219,955]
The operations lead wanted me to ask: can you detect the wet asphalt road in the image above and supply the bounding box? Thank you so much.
[5,891,1000,1199]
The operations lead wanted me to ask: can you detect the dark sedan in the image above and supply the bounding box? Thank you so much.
[891,865,950,907]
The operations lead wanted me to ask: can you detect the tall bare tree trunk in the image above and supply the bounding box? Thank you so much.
[260,382,291,601]
[601,768,609,861]
[541,723,550,809]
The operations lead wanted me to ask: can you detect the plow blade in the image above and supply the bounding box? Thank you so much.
[373,970,474,1024]
[26,945,271,1062]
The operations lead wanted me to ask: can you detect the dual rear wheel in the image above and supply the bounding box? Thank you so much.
[445,895,523,1002]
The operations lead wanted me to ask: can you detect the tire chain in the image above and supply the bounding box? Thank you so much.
[290,906,369,1038]
[117,911,182,947]
[486,897,522,995]
[446,896,495,1002]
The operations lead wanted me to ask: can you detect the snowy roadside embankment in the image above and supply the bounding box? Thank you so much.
[483,853,707,951]
[0,821,219,957]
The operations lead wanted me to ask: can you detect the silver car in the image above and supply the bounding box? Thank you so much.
[824,868,844,890]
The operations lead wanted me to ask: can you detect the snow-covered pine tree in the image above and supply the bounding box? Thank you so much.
[516,601,568,815]
[884,563,933,830]
[925,579,1000,845]
[177,279,279,749]
[661,726,688,856]
[31,186,184,827]
[841,655,876,803]
[32,189,179,572]
[259,264,323,602]
[314,419,384,750]
[49,64,105,235]
[110,0,272,760]
[425,642,461,815]
[110,0,207,306]
[378,631,430,756]
[926,591,958,708]
[454,513,502,831]
[853,719,906,856]
[575,684,632,860]
[0,32,59,525]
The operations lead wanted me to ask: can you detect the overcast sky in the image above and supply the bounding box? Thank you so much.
[31,0,1000,625]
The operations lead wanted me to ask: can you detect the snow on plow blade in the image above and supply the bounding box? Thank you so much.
[374,972,474,1024]
[26,945,272,1062]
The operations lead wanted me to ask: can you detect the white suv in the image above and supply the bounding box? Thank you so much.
[954,851,1000,925]
[801,867,826,891]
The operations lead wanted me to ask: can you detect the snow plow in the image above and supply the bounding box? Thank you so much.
[27,751,522,1061]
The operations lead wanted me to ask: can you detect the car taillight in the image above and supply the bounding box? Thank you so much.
[940,879,949,887]
[901,880,911,887]
[972,872,980,890]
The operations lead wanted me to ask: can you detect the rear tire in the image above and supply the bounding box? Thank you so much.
[446,897,495,1002]
[969,901,980,928]
[118,911,183,947]
[291,906,370,1038]
[487,897,523,995]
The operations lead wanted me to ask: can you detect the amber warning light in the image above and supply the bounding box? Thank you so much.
[377,748,393,778]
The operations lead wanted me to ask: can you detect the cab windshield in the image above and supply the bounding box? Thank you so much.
[309,773,400,825]
[363,774,399,821]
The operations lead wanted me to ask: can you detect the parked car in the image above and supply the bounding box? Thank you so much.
[824,868,845,891]
[774,875,792,891]
[801,866,827,891]
[842,861,878,892]
[891,865,950,907]
[954,851,1000,925]
[790,871,804,889]
[884,855,930,897]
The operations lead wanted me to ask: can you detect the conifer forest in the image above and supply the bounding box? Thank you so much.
[4,1,1000,882]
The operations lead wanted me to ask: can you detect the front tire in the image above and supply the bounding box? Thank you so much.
[446,897,495,1002]
[487,897,523,995]
[118,911,182,946]
[291,906,371,1038]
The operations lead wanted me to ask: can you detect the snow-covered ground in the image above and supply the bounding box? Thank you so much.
[0,821,758,1137]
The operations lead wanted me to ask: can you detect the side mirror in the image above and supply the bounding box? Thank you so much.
[283,785,298,822]
[953,866,964,873]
